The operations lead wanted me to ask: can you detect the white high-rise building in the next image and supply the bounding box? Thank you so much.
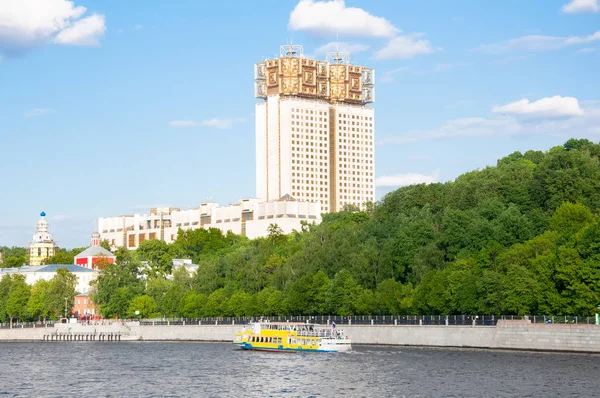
[255,44,375,213]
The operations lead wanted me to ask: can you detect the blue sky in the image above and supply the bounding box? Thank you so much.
[1,0,599,248]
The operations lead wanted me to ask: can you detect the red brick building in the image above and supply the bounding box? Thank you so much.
[72,294,101,319]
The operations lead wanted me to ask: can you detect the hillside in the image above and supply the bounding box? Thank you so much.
[89,138,600,319]
[4,138,600,321]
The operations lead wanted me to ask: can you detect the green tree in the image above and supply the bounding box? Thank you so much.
[27,279,51,321]
[136,239,174,277]
[6,274,31,325]
[0,247,28,268]
[46,268,78,318]
[325,270,361,316]
[91,255,144,318]
[128,295,157,318]
[179,291,207,318]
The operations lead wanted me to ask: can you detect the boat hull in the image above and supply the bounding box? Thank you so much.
[233,341,351,353]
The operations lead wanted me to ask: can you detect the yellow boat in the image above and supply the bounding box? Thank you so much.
[233,322,352,353]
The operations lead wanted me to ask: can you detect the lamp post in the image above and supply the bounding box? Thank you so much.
[64,297,68,319]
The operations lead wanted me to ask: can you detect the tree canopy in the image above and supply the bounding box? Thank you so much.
[7,139,600,319]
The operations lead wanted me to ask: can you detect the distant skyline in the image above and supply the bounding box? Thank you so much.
[1,0,599,247]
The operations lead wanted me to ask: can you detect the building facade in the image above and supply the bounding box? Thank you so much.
[98,43,375,249]
[0,264,98,294]
[72,294,100,319]
[99,198,320,250]
[29,211,58,266]
[254,44,375,212]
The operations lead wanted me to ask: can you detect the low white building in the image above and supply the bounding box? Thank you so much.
[98,197,321,250]
[0,264,98,294]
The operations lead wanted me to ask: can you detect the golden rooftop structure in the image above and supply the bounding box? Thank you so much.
[254,43,375,105]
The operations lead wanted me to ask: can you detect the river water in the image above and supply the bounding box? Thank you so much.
[0,342,598,397]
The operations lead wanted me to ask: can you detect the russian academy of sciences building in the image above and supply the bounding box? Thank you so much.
[99,44,375,250]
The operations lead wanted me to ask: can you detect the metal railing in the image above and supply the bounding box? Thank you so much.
[137,315,599,327]
[0,321,56,329]
[2,315,594,329]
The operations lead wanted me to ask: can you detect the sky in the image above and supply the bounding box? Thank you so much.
[0,0,599,248]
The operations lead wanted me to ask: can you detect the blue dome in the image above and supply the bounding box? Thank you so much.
[40,211,46,217]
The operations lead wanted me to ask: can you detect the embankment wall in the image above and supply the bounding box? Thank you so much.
[1,320,599,353]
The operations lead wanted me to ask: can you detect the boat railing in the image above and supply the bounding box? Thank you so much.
[296,329,346,339]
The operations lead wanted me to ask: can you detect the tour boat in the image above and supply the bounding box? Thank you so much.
[233,321,351,353]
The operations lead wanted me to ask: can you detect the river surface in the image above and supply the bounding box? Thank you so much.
[0,342,598,397]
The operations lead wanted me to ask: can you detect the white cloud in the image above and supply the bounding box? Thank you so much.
[376,170,440,187]
[24,108,52,117]
[380,67,409,82]
[562,0,600,13]
[54,14,106,46]
[382,117,523,144]
[380,99,600,144]
[577,47,597,53]
[201,118,246,129]
[288,0,399,38]
[492,96,584,118]
[374,34,437,60]
[314,41,369,55]
[135,25,144,30]
[169,120,198,128]
[0,0,106,57]
[475,31,600,54]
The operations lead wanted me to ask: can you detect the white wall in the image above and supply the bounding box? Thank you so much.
[100,199,322,249]
[267,95,280,201]
[255,102,267,201]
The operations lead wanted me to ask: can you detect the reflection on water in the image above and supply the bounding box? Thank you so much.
[0,342,598,397]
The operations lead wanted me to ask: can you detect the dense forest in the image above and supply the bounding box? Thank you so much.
[2,138,600,321]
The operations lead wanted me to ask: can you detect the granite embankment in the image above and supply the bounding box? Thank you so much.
[1,320,599,353]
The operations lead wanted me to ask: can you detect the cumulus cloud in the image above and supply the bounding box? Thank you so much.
[314,42,369,55]
[54,14,106,46]
[562,0,600,13]
[375,170,440,187]
[24,108,52,117]
[475,31,600,54]
[169,120,198,128]
[380,99,600,144]
[0,0,106,58]
[288,0,399,38]
[492,96,584,118]
[374,34,437,60]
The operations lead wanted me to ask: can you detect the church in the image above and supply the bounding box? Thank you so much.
[74,231,116,269]
[29,211,58,266]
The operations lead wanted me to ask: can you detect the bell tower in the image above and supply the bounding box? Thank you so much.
[29,211,58,266]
